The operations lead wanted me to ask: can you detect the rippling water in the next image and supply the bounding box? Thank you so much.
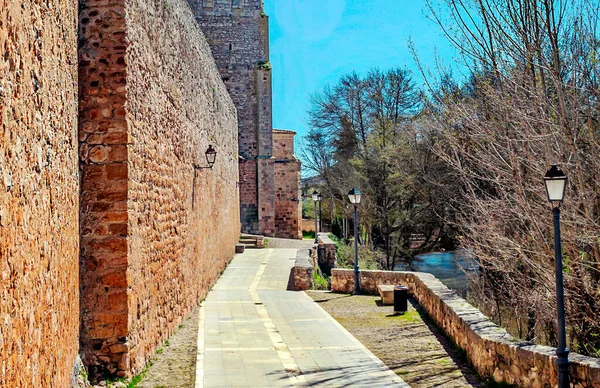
[394,249,478,296]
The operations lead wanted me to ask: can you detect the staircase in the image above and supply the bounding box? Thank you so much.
[237,234,265,252]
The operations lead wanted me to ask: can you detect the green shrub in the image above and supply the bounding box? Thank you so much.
[333,238,380,270]
[303,230,315,239]
[313,270,329,290]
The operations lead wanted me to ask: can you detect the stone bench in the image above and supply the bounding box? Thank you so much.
[377,284,395,305]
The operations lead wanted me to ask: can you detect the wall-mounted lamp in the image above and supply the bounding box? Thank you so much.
[195,145,217,170]
[192,145,217,209]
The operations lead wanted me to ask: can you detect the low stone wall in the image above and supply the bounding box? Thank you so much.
[291,247,318,290]
[317,233,336,276]
[302,218,315,233]
[331,269,600,387]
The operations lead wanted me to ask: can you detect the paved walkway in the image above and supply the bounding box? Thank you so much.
[195,248,408,387]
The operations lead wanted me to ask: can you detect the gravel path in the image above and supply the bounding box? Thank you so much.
[137,306,199,388]
[306,291,488,388]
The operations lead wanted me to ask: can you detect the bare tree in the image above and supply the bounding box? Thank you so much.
[421,0,600,355]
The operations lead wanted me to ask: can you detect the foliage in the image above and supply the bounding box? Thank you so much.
[303,68,458,271]
[313,270,329,290]
[334,238,380,271]
[302,230,315,239]
[257,60,271,70]
[418,0,600,355]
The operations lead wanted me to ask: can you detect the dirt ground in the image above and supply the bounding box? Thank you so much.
[306,291,488,388]
[136,306,199,388]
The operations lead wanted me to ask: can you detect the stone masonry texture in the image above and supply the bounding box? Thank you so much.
[331,269,600,387]
[192,0,276,236]
[273,130,302,239]
[0,0,80,386]
[79,0,240,378]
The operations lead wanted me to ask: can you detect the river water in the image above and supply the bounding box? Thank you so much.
[394,249,478,296]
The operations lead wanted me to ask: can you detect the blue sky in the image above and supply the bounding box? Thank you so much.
[263,0,460,142]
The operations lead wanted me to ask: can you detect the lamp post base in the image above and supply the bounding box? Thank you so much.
[556,348,570,388]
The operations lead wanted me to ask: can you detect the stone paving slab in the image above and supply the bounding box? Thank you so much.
[195,248,408,387]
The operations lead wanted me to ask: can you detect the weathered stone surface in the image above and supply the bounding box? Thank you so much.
[331,269,600,387]
[0,0,80,386]
[291,246,318,291]
[317,233,336,276]
[79,0,240,378]
[273,130,302,239]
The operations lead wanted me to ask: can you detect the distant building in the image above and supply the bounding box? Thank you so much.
[193,0,302,239]
[273,130,302,239]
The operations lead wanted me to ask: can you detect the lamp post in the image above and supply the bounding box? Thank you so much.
[348,188,362,295]
[543,164,569,388]
[312,190,320,243]
[318,193,323,232]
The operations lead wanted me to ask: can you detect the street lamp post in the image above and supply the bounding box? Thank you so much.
[347,188,362,295]
[312,190,320,244]
[318,193,323,233]
[543,164,569,388]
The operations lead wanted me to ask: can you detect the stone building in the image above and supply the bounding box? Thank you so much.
[191,0,302,239]
[273,130,303,239]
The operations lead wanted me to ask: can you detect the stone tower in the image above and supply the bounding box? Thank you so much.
[191,0,275,236]
[273,130,303,239]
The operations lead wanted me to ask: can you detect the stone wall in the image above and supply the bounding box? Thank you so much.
[192,0,275,236]
[291,247,317,291]
[0,0,80,386]
[302,218,316,233]
[273,130,301,239]
[317,233,336,276]
[331,269,600,387]
[79,0,240,378]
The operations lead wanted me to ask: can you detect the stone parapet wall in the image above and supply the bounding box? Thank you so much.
[79,0,240,378]
[291,247,317,290]
[302,218,316,232]
[0,0,80,386]
[331,269,600,387]
[317,233,336,276]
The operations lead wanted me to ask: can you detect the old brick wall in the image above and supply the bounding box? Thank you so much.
[79,0,240,378]
[78,0,129,376]
[0,0,80,386]
[331,269,600,387]
[192,0,275,236]
[125,0,239,375]
[273,130,301,239]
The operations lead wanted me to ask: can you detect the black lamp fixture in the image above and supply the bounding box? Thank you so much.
[544,164,567,205]
[348,188,362,295]
[205,145,217,168]
[347,187,362,205]
[543,164,569,388]
[195,145,217,170]
[312,190,320,201]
